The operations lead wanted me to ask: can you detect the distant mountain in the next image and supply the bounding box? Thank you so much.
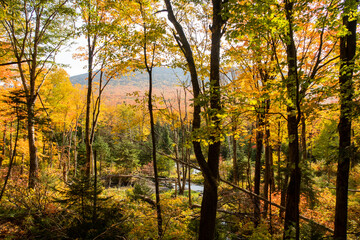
[70,67,189,105]
[69,67,188,88]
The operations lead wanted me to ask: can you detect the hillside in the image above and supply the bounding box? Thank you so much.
[69,67,189,105]
[70,67,187,88]
[70,67,188,104]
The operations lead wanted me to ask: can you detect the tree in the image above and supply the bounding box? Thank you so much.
[0,89,26,202]
[272,1,338,238]
[41,67,84,180]
[137,0,166,236]
[1,0,75,188]
[164,0,228,238]
[78,0,122,177]
[334,0,358,238]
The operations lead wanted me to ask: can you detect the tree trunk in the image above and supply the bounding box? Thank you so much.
[68,128,73,178]
[334,1,357,239]
[284,111,301,239]
[187,148,192,206]
[283,1,301,238]
[174,129,182,195]
[263,125,271,218]
[246,131,253,191]
[199,179,218,240]
[0,123,7,168]
[277,121,282,192]
[254,116,264,226]
[74,119,78,176]
[139,4,163,234]
[93,150,97,224]
[27,102,38,189]
[85,58,93,177]
[197,1,225,238]
[181,127,187,194]
[148,68,163,238]
[9,121,13,161]
[301,114,307,161]
[85,1,95,177]
[20,153,24,176]
[232,123,239,184]
[164,1,227,238]
[270,147,275,192]
[280,157,288,219]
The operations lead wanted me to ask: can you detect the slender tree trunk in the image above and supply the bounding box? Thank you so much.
[74,119,78,176]
[263,125,271,218]
[42,134,46,167]
[61,126,67,182]
[181,127,187,194]
[263,98,274,216]
[246,130,253,191]
[0,110,20,201]
[277,121,282,192]
[174,129,182,195]
[0,123,7,168]
[254,116,264,226]
[20,153,24,176]
[334,1,357,238]
[232,123,239,184]
[68,128,73,177]
[280,159,288,219]
[85,1,95,177]
[93,150,97,224]
[85,61,93,177]
[187,148,192,206]
[140,5,163,233]
[270,147,275,192]
[27,102,38,189]
[9,121,13,161]
[301,114,307,161]
[148,68,163,238]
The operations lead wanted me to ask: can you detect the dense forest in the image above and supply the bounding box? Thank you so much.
[0,0,359,239]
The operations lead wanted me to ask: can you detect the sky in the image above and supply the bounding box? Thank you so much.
[55,36,87,77]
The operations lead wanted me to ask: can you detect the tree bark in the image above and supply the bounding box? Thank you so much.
[0,123,6,169]
[246,133,253,191]
[74,117,79,176]
[197,1,226,238]
[164,1,227,238]
[263,123,271,218]
[85,37,94,177]
[85,0,96,177]
[301,114,307,162]
[284,112,301,239]
[27,102,38,189]
[282,1,301,238]
[254,115,264,226]
[232,123,239,184]
[148,61,163,239]
[334,1,357,239]
[139,3,163,235]
[9,121,13,164]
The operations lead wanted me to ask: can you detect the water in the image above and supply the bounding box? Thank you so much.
[171,181,204,192]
